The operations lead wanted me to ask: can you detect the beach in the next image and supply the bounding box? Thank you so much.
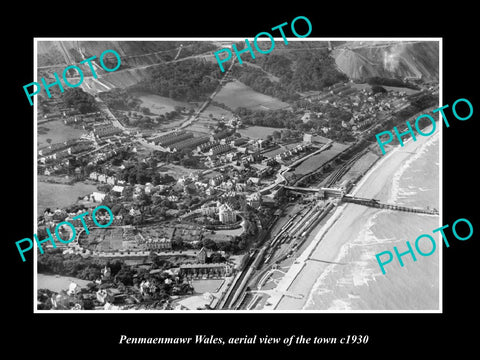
[268,127,440,311]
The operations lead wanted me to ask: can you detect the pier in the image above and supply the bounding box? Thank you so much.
[342,195,439,215]
[283,186,439,216]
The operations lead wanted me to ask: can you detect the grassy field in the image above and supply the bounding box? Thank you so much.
[94,228,125,251]
[293,142,349,176]
[37,274,91,292]
[185,103,233,134]
[158,163,194,179]
[37,181,98,213]
[132,91,193,116]
[338,150,380,184]
[192,279,225,294]
[238,126,287,140]
[213,80,290,110]
[262,143,302,158]
[37,120,87,148]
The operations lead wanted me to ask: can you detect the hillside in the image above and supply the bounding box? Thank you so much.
[36,40,439,104]
[332,41,439,81]
[37,41,216,67]
[37,40,220,95]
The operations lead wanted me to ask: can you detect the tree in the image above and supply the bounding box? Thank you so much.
[46,138,52,144]
[272,130,281,139]
[114,265,134,286]
[202,239,218,251]
[209,252,225,263]
[371,85,387,94]
[83,299,95,310]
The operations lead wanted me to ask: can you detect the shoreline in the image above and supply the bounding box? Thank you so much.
[265,126,438,311]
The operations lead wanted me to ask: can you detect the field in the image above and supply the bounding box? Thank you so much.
[157,163,195,179]
[132,91,193,116]
[93,228,125,251]
[191,279,225,294]
[37,120,87,148]
[292,142,349,176]
[238,126,287,140]
[37,181,98,213]
[337,150,380,184]
[213,80,290,110]
[37,274,91,293]
[262,143,302,158]
[185,103,233,134]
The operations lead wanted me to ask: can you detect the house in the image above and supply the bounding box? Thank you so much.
[209,144,231,156]
[232,138,248,147]
[218,203,236,224]
[247,192,262,209]
[209,174,224,187]
[179,263,233,278]
[205,187,216,196]
[106,176,116,185]
[201,203,217,217]
[168,195,179,202]
[303,133,313,144]
[145,237,172,251]
[262,158,277,166]
[93,125,122,138]
[129,208,141,216]
[235,183,246,192]
[247,177,260,186]
[255,139,266,150]
[222,180,234,191]
[153,130,193,146]
[112,185,124,195]
[197,247,208,264]
[144,183,155,194]
[90,192,106,202]
[226,152,237,162]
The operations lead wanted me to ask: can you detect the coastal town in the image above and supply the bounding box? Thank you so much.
[35,40,440,311]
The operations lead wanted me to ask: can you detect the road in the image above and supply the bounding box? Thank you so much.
[178,57,235,130]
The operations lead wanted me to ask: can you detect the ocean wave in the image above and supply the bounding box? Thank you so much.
[418,187,431,192]
[303,211,383,309]
[390,133,439,204]
[303,133,439,310]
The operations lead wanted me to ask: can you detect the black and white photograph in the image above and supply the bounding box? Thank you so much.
[32,39,441,312]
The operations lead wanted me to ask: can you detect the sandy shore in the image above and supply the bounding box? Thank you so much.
[267,127,438,310]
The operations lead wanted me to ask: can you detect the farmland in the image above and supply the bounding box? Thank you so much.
[337,150,380,184]
[213,80,290,111]
[185,103,233,134]
[238,126,287,140]
[132,91,193,116]
[292,142,349,176]
[37,181,98,214]
[37,120,87,148]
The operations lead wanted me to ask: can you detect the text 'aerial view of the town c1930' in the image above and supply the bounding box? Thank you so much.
[35,39,440,312]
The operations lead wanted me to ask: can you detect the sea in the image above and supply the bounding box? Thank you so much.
[303,134,440,310]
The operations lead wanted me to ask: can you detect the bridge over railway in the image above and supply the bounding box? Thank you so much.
[283,186,438,216]
[283,185,345,198]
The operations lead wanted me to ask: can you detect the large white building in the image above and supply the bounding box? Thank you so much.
[218,203,236,224]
